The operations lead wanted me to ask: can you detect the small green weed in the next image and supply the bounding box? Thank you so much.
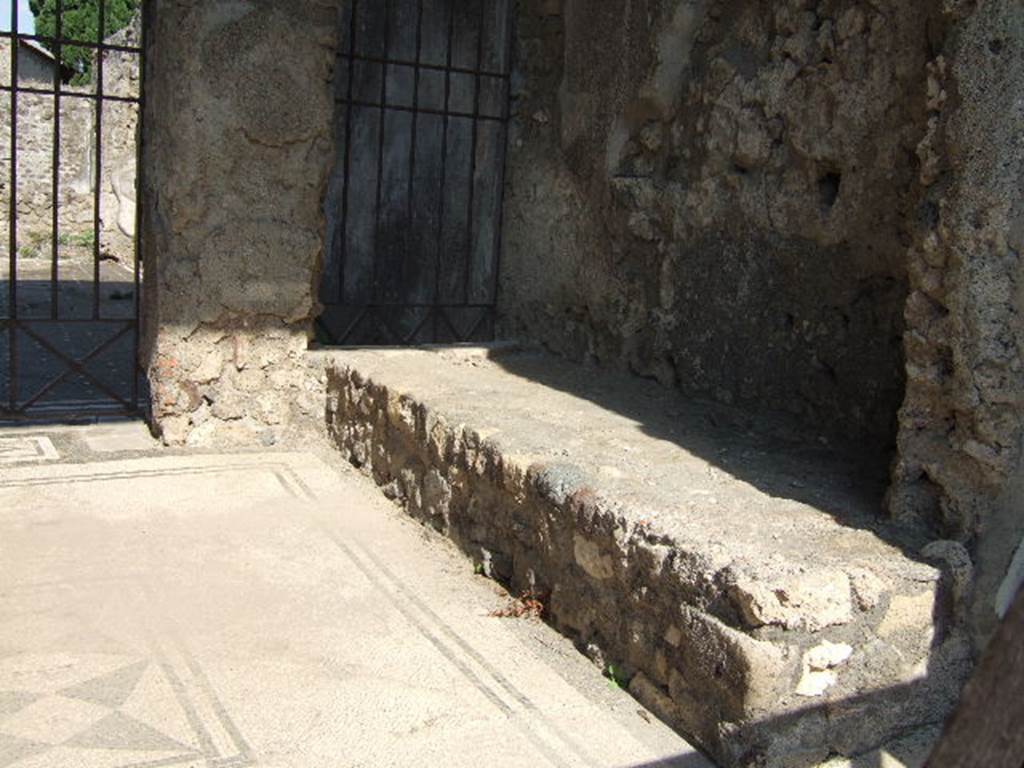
[606,664,627,690]
[58,230,96,248]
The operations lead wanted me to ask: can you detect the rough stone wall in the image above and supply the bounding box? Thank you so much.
[141,0,340,446]
[888,0,1024,644]
[0,32,140,266]
[501,0,937,451]
[0,40,94,258]
[502,0,1023,647]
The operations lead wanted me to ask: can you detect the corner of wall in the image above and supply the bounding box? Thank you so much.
[889,0,1024,648]
[141,0,341,447]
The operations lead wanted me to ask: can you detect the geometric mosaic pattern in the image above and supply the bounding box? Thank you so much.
[0,437,59,466]
[0,657,199,767]
[0,581,251,768]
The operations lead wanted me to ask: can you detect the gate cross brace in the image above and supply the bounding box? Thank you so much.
[15,322,134,412]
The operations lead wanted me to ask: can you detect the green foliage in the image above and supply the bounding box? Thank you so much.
[58,230,95,248]
[606,664,625,690]
[28,0,139,83]
[17,244,43,260]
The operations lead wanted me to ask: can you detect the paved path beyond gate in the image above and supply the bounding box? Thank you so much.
[0,424,708,768]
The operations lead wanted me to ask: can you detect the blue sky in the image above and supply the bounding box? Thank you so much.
[0,0,36,34]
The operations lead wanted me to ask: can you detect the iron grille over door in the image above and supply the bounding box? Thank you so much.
[1,1,144,421]
[318,0,512,346]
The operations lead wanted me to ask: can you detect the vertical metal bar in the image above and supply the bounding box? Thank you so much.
[462,0,485,315]
[370,0,391,317]
[488,0,515,337]
[432,0,456,342]
[405,0,423,323]
[8,0,20,411]
[131,11,146,412]
[337,0,359,308]
[50,0,63,320]
[92,0,106,319]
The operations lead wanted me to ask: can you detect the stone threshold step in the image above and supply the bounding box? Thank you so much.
[312,345,972,768]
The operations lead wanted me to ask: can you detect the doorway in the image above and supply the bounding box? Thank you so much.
[318,0,513,346]
[1,1,144,420]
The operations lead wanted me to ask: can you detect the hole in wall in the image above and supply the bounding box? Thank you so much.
[818,171,842,211]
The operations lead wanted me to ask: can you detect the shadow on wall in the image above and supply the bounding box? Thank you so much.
[634,586,1021,768]
[499,0,929,463]
[622,678,939,767]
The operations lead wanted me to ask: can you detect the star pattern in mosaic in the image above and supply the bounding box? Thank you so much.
[0,577,251,768]
[0,653,203,768]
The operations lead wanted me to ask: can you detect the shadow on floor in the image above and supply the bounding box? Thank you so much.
[1,279,143,419]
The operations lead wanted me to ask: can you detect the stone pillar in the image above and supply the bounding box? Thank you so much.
[141,0,340,446]
[890,0,1024,644]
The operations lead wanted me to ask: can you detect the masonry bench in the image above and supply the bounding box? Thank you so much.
[314,346,970,767]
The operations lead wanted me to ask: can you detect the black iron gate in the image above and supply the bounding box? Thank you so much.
[1,1,144,420]
[317,0,512,346]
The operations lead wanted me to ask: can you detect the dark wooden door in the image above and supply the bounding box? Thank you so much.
[318,0,512,346]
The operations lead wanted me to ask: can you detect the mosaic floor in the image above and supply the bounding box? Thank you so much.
[0,439,706,768]
[0,436,59,465]
[0,580,248,767]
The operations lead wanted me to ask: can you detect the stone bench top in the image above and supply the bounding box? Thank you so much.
[313,344,939,626]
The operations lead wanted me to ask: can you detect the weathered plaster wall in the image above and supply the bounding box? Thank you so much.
[0,40,57,85]
[142,0,339,446]
[888,0,1024,644]
[502,0,938,451]
[502,0,1023,646]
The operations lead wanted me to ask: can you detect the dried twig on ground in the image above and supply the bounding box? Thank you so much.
[489,589,548,620]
